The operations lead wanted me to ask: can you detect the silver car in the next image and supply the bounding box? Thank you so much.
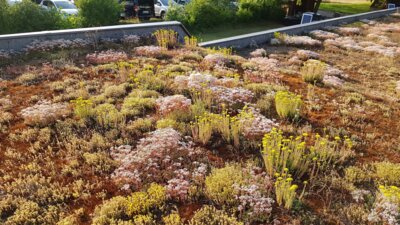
[40,0,79,16]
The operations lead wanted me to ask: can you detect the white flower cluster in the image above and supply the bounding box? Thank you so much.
[325,26,361,35]
[309,30,339,40]
[323,65,348,87]
[210,86,254,106]
[20,100,70,125]
[249,48,267,58]
[239,108,277,140]
[174,73,217,90]
[156,95,192,116]
[25,38,90,52]
[203,54,231,67]
[249,57,279,72]
[86,50,128,64]
[134,45,163,58]
[271,35,322,47]
[368,201,400,225]
[351,189,370,203]
[236,185,274,216]
[234,167,274,220]
[367,33,397,47]
[324,37,400,57]
[296,49,320,61]
[166,178,191,201]
[121,35,140,45]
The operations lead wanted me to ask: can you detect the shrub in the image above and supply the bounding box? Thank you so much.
[189,205,243,225]
[274,90,302,119]
[165,2,188,22]
[163,213,181,225]
[93,103,124,128]
[1,0,73,34]
[71,97,93,119]
[104,84,127,98]
[184,0,235,30]
[16,73,42,85]
[125,118,153,137]
[374,162,400,186]
[205,164,243,205]
[301,60,326,84]
[236,0,284,22]
[121,97,156,118]
[92,196,129,225]
[126,183,166,216]
[75,0,122,27]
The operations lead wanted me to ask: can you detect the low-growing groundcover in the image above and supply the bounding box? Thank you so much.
[1,15,400,224]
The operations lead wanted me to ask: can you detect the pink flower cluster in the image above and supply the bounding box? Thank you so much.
[309,30,339,40]
[174,73,217,90]
[203,54,231,67]
[166,177,191,201]
[296,50,320,61]
[325,37,400,57]
[249,48,267,58]
[271,35,322,47]
[210,86,254,106]
[20,100,71,126]
[111,128,209,192]
[234,167,274,221]
[368,201,399,225]
[239,108,277,140]
[86,50,128,64]
[325,26,361,35]
[156,95,192,116]
[25,39,90,52]
[134,46,163,58]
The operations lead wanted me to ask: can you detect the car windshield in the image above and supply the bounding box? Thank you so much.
[54,1,77,9]
[160,0,175,6]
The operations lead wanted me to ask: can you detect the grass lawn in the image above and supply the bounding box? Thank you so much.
[319,2,371,14]
[192,21,283,42]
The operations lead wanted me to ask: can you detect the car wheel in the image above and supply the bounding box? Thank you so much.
[161,11,166,20]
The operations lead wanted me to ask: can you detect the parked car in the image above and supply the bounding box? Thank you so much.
[137,0,155,21]
[6,0,22,5]
[154,0,176,20]
[39,0,78,16]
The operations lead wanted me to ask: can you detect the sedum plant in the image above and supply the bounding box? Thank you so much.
[301,59,326,84]
[205,164,243,206]
[261,128,353,179]
[274,172,298,209]
[70,97,93,119]
[153,29,178,49]
[275,90,302,119]
[189,205,243,225]
[127,183,166,216]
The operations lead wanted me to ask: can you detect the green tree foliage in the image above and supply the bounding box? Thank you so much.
[75,0,123,27]
[0,0,73,34]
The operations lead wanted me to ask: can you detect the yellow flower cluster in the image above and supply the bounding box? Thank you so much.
[261,128,353,179]
[275,91,303,119]
[153,29,178,49]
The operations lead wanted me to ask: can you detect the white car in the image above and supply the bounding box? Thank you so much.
[6,0,22,5]
[154,0,176,20]
[40,0,78,16]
